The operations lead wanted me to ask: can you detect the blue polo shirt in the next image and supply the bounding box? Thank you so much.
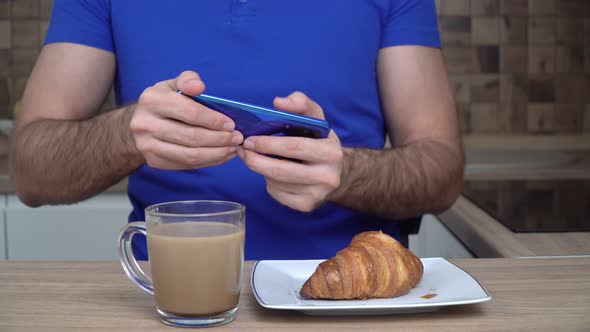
[45,0,440,260]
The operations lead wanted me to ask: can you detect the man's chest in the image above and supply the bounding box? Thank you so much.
[110,1,386,104]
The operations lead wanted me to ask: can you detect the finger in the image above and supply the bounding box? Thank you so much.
[266,184,317,212]
[266,177,334,205]
[139,86,235,131]
[242,135,340,163]
[173,91,237,131]
[238,148,317,184]
[265,178,308,195]
[156,70,206,96]
[153,121,243,148]
[273,91,325,120]
[140,138,237,169]
[145,151,237,170]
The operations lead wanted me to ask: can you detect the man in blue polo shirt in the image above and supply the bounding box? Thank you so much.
[9,0,463,260]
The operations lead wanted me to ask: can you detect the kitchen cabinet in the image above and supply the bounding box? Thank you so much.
[409,214,474,258]
[5,193,131,260]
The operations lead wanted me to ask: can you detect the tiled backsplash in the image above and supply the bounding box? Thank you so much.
[0,0,112,118]
[0,0,588,134]
[0,0,52,118]
[437,0,590,134]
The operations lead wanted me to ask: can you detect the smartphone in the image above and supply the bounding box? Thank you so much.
[178,91,330,139]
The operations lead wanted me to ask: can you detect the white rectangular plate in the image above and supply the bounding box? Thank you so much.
[251,258,491,316]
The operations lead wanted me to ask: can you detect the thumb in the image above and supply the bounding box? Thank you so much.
[273,91,325,120]
[170,70,206,95]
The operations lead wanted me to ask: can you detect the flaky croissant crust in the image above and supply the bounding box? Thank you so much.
[300,231,423,300]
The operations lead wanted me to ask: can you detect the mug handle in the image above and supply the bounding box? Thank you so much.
[117,222,154,295]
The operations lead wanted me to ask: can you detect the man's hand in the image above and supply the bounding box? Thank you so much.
[237,92,343,212]
[130,71,244,170]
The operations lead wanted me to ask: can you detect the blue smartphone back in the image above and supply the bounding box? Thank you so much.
[179,92,330,139]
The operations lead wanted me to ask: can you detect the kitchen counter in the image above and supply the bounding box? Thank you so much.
[463,134,590,151]
[0,258,588,331]
[439,196,590,257]
[442,134,590,257]
[464,153,590,181]
[462,134,590,180]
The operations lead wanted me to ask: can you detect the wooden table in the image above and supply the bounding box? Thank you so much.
[0,258,589,331]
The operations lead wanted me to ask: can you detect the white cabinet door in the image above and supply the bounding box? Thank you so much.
[409,214,474,259]
[0,195,6,260]
[6,194,131,260]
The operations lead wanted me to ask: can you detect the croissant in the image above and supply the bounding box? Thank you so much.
[300,231,423,300]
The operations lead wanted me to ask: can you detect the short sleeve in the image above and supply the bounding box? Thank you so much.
[44,0,113,52]
[381,0,440,49]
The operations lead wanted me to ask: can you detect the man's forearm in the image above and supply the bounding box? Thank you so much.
[328,140,464,219]
[9,105,144,207]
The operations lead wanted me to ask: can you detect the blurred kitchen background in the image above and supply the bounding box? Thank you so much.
[434,0,590,234]
[0,0,588,260]
[0,0,116,119]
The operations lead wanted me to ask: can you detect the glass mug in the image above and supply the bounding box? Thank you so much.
[117,200,245,328]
